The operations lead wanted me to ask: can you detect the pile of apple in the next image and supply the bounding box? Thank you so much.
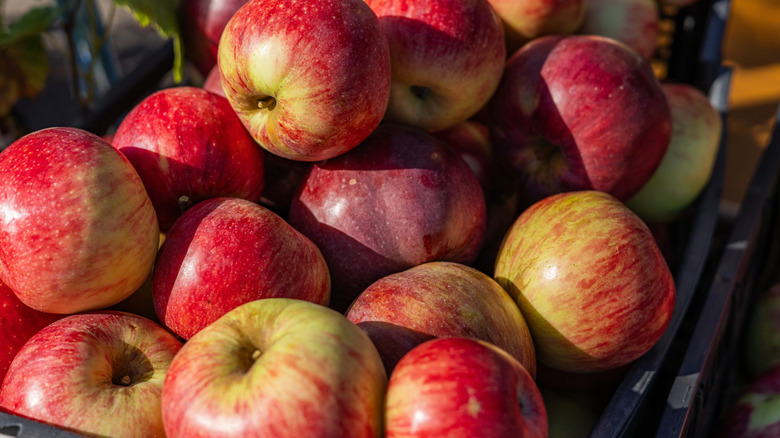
[0,0,721,436]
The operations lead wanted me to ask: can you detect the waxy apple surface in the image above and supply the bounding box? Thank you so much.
[494,191,675,373]
[385,337,547,438]
[364,0,506,132]
[289,124,486,312]
[0,281,62,384]
[626,82,722,223]
[161,298,387,437]
[218,0,391,161]
[346,261,536,376]
[578,0,659,60]
[180,0,249,76]
[0,127,159,314]
[488,35,671,209]
[0,311,182,438]
[153,197,330,340]
[113,86,265,231]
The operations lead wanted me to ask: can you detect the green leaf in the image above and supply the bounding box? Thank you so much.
[0,5,63,46]
[0,34,49,117]
[112,0,184,82]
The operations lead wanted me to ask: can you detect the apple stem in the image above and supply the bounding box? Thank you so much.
[251,349,261,361]
[257,96,276,111]
[178,195,193,214]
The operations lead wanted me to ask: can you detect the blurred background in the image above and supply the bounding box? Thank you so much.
[2,0,779,216]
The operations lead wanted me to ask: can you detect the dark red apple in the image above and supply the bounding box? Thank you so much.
[180,0,249,76]
[488,34,671,209]
[288,123,487,312]
[113,86,265,232]
[153,197,330,340]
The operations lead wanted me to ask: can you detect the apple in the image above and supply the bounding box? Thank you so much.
[218,0,391,161]
[203,64,225,96]
[180,0,249,76]
[433,120,496,194]
[486,0,586,55]
[743,284,780,380]
[153,197,330,340]
[346,261,536,376]
[0,281,62,384]
[0,311,183,437]
[539,386,601,438]
[720,364,780,438]
[488,35,672,210]
[161,298,387,437]
[363,0,506,132]
[578,0,660,60]
[494,190,676,374]
[113,86,265,232]
[385,337,547,438]
[0,127,159,314]
[625,82,722,223]
[288,123,487,312]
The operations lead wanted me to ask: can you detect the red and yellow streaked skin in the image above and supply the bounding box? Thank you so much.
[152,197,331,340]
[218,0,391,161]
[346,261,536,377]
[161,298,387,438]
[0,128,160,314]
[0,311,183,438]
[385,337,547,438]
[494,190,675,373]
[486,0,586,54]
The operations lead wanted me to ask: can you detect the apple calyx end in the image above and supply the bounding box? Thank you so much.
[178,195,193,214]
[410,85,432,101]
[257,96,277,111]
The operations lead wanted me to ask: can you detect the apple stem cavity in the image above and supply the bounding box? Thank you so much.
[120,375,132,386]
[257,96,277,111]
[178,195,193,214]
[410,85,432,101]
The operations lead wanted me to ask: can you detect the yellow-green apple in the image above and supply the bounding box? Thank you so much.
[218,0,391,161]
[180,0,249,76]
[288,123,486,312]
[744,284,780,379]
[363,0,505,132]
[494,190,676,373]
[626,82,722,223]
[385,337,547,438]
[0,311,182,437]
[153,197,330,340]
[578,0,659,60]
[539,386,601,438]
[161,298,387,437]
[720,365,780,438]
[113,86,265,232]
[486,0,586,55]
[0,281,62,384]
[345,261,536,375]
[0,127,159,314]
[488,35,672,210]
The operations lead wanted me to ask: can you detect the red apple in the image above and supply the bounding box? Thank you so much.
[153,197,330,340]
[113,86,265,232]
[363,0,506,132]
[578,0,660,60]
[385,337,547,438]
[486,0,586,54]
[288,123,487,312]
[0,127,159,314]
[161,298,387,437]
[346,261,536,376]
[488,35,672,209]
[203,64,225,96]
[720,365,780,438]
[0,281,62,384]
[625,82,722,223]
[218,0,391,161]
[494,190,676,373]
[180,0,249,76]
[0,311,183,437]
[433,120,496,194]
